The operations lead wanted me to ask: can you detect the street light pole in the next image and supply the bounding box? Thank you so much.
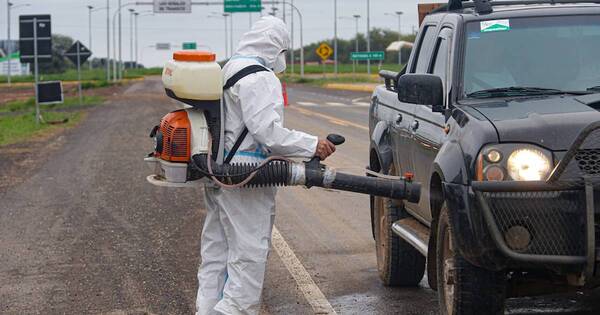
[134,12,138,68]
[353,15,361,73]
[129,8,135,71]
[230,12,234,57]
[118,0,123,80]
[7,1,12,86]
[88,5,93,70]
[106,0,110,81]
[333,0,338,75]
[366,0,371,74]
[290,0,294,75]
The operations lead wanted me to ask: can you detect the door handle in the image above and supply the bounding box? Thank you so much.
[411,120,420,131]
[395,113,403,125]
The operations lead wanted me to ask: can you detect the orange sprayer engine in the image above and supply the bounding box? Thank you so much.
[154,110,191,163]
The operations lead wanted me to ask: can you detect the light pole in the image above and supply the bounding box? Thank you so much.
[88,5,107,70]
[111,2,135,81]
[366,0,371,74]
[386,11,404,65]
[333,0,338,75]
[290,0,294,74]
[106,0,110,81]
[340,15,361,73]
[128,8,135,71]
[6,1,30,87]
[208,13,229,59]
[133,10,153,69]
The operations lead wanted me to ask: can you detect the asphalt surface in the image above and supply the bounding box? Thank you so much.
[1,77,600,314]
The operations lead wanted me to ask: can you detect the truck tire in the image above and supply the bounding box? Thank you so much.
[373,192,426,287]
[436,202,506,315]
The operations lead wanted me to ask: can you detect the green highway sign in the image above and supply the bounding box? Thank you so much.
[182,42,197,50]
[224,0,262,12]
[351,51,385,61]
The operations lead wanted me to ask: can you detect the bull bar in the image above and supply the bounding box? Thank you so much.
[472,122,600,276]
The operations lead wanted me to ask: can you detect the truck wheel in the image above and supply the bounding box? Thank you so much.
[373,193,425,286]
[436,203,506,315]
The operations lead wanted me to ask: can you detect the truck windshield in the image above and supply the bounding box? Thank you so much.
[463,15,600,98]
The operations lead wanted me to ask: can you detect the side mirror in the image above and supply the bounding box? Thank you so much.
[397,74,444,112]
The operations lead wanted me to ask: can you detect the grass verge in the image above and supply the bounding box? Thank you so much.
[0,67,162,83]
[286,63,403,74]
[1,95,104,113]
[0,111,82,147]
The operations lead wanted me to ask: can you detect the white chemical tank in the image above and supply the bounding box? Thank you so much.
[162,51,222,101]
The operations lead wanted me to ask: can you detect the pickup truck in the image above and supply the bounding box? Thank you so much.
[369,0,600,314]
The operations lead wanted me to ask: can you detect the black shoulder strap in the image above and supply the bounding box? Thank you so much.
[223,64,270,90]
[223,64,270,164]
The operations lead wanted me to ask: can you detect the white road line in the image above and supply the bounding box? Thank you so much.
[353,102,370,107]
[326,102,347,107]
[351,97,369,103]
[271,226,337,315]
[297,101,318,107]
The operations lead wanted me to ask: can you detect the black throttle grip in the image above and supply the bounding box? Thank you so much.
[327,134,345,146]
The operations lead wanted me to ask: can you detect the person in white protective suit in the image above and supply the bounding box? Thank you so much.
[196,16,336,315]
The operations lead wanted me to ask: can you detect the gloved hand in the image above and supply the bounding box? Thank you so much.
[315,139,336,160]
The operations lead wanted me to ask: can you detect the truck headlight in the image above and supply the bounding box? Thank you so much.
[476,144,553,182]
[507,149,551,181]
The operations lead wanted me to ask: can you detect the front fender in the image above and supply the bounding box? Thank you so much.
[370,120,393,172]
[433,140,470,185]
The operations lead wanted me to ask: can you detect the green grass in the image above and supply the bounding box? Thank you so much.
[286,63,404,74]
[0,67,162,83]
[0,111,82,146]
[281,73,382,86]
[0,95,104,113]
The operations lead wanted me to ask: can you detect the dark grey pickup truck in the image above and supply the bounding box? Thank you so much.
[369,0,600,313]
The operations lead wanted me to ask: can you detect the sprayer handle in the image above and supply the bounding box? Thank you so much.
[327,134,345,146]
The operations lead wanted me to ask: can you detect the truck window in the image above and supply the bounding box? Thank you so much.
[412,25,437,74]
[429,28,453,85]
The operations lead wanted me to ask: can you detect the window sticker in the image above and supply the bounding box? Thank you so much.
[480,19,511,33]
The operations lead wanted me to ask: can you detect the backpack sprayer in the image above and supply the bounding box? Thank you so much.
[144,51,420,203]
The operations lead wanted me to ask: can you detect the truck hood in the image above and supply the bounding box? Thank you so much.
[468,94,600,151]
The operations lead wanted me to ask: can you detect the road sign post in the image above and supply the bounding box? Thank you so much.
[20,14,52,125]
[224,0,262,13]
[65,41,92,106]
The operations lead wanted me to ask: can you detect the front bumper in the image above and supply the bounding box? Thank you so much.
[472,180,593,270]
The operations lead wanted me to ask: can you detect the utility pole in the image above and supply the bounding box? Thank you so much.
[366,0,371,74]
[386,11,404,65]
[106,0,110,81]
[129,8,134,71]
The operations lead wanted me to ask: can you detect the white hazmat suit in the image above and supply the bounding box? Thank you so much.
[196,16,318,315]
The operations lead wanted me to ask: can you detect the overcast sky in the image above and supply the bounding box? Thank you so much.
[1,0,444,67]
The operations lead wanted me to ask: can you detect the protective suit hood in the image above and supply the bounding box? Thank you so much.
[234,16,290,73]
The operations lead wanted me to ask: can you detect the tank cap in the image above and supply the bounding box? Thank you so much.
[173,51,216,62]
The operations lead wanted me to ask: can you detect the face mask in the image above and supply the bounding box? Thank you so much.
[272,51,287,74]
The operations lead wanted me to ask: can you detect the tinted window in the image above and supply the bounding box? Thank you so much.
[413,26,438,73]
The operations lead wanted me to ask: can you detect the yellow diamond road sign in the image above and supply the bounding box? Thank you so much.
[316,43,333,61]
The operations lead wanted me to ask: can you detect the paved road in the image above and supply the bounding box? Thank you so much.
[1,78,600,314]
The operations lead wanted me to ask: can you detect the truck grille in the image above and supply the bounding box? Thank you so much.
[483,190,586,257]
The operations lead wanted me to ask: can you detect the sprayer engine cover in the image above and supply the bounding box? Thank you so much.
[154,110,191,162]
